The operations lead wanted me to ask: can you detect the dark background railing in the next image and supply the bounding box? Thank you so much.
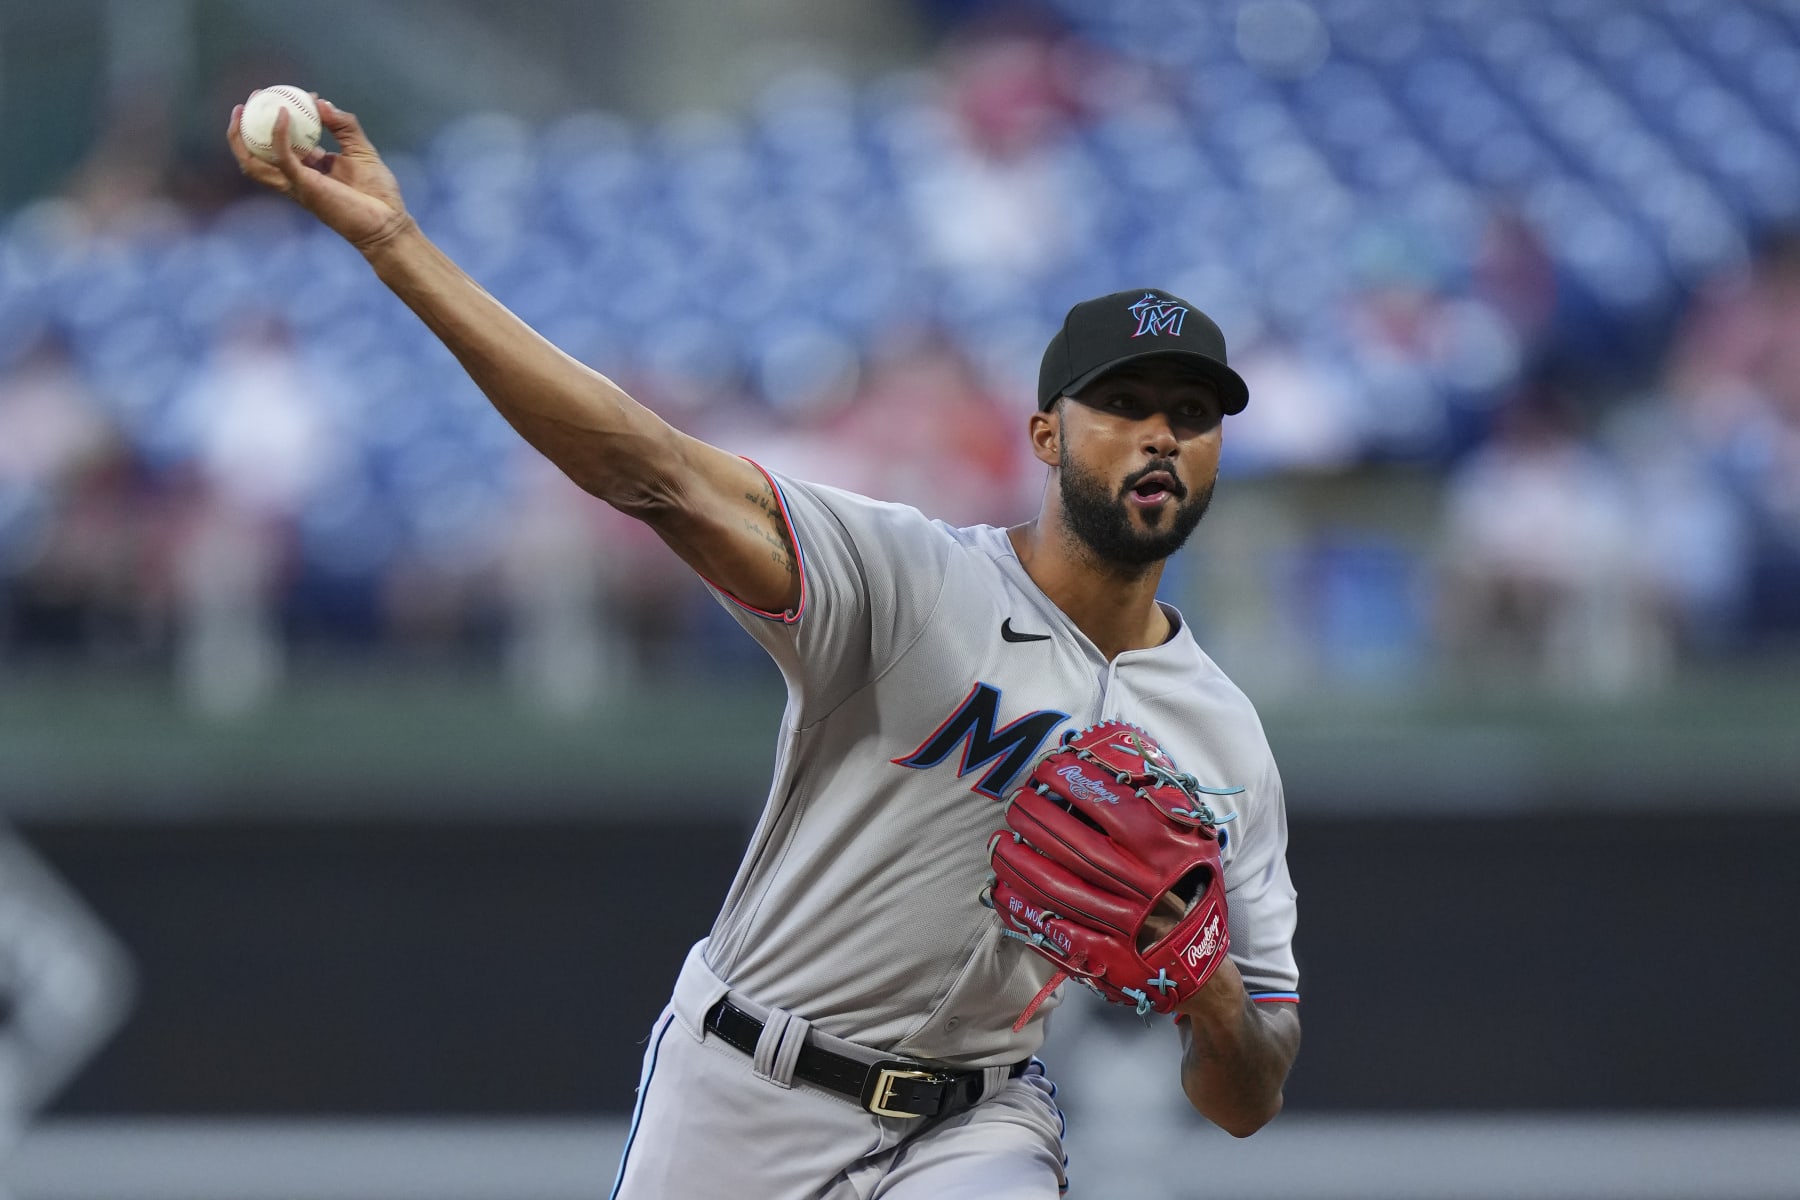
[24,806,1799,1115]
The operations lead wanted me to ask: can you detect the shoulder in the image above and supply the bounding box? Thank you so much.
[1143,623,1282,794]
[766,470,999,558]
[766,470,926,529]
[1193,648,1269,743]
[1160,617,1270,732]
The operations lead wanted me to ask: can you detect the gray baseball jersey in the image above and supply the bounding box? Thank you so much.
[697,465,1300,1067]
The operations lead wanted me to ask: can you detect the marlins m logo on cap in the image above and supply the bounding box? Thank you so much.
[1037,287,1252,414]
[1129,292,1188,338]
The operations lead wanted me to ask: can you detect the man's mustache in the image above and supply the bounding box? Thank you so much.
[1120,460,1188,499]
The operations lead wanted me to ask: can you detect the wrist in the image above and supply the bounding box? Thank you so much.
[355,213,422,264]
[1174,955,1247,1025]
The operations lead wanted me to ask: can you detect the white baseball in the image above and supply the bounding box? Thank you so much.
[240,85,322,164]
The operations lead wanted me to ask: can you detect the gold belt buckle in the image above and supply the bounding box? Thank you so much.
[864,1064,938,1119]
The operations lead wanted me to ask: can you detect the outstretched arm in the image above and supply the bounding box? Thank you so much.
[226,96,799,615]
[1173,955,1301,1136]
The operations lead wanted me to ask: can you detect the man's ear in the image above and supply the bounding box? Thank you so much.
[1028,402,1061,468]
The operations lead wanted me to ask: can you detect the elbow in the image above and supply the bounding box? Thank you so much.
[1198,1091,1284,1139]
[510,407,684,518]
[1221,1104,1280,1139]
[600,469,682,521]
[569,431,688,519]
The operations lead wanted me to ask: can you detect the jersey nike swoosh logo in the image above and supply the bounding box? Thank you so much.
[1000,618,1052,643]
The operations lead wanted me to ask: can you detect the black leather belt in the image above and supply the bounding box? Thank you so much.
[703,998,1023,1120]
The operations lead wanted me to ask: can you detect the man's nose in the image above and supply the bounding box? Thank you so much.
[1141,413,1179,456]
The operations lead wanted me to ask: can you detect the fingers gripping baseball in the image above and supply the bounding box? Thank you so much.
[228,92,411,252]
[317,99,375,157]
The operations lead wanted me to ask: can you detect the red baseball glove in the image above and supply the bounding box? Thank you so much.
[986,721,1237,1028]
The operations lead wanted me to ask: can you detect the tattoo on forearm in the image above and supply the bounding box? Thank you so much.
[744,489,797,576]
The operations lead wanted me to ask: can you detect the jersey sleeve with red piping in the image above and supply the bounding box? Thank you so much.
[700,464,956,720]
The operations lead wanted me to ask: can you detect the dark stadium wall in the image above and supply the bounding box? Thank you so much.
[22,812,1800,1115]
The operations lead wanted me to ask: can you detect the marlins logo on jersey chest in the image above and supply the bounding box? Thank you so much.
[890,681,1070,800]
[882,589,1081,800]
[888,675,1240,855]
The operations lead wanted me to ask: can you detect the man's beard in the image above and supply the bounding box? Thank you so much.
[1058,446,1214,568]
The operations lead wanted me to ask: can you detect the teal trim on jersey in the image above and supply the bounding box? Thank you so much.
[608,1013,675,1200]
[1251,991,1300,1003]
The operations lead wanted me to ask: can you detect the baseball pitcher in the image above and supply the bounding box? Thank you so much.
[229,95,1301,1199]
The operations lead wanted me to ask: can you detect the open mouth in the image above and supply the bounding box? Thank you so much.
[1126,470,1182,506]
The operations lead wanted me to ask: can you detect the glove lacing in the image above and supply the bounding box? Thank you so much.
[984,724,1244,1030]
[981,886,1183,1028]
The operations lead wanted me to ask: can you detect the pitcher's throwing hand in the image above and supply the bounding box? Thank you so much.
[228,91,410,252]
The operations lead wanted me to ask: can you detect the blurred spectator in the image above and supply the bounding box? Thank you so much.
[0,329,113,498]
[1606,405,1752,653]
[0,328,152,660]
[174,313,341,521]
[498,456,634,713]
[1341,223,1526,457]
[782,329,1037,525]
[900,32,1094,282]
[1435,386,1666,697]
[164,312,344,715]
[1472,206,1560,357]
[1664,228,1800,637]
[167,478,288,716]
[1220,335,1360,472]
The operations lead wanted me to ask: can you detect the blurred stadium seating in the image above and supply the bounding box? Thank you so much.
[3,0,1798,702]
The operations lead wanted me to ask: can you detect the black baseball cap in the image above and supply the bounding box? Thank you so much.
[1038,288,1250,414]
